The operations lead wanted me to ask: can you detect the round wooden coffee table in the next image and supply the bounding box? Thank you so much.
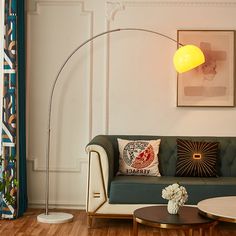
[133,206,217,236]
[197,196,236,223]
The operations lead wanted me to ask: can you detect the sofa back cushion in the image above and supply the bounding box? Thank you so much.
[103,135,236,177]
[117,138,161,176]
[175,139,219,177]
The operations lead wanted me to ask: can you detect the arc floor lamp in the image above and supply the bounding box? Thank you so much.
[37,28,205,224]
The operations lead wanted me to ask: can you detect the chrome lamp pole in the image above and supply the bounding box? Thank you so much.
[37,28,205,224]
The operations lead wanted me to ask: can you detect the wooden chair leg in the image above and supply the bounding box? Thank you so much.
[87,215,93,228]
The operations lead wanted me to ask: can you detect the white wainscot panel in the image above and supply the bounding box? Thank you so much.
[27,161,88,209]
[27,1,93,170]
[27,1,93,207]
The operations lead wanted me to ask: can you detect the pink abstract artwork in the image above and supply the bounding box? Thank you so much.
[177,30,235,107]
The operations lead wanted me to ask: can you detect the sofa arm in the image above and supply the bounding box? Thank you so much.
[86,135,115,186]
[86,135,115,212]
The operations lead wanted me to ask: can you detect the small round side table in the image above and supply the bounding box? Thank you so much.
[133,206,217,236]
[198,196,236,223]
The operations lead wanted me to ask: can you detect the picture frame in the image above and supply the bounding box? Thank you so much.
[177,30,235,107]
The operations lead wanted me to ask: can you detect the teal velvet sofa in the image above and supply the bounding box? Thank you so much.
[86,135,236,223]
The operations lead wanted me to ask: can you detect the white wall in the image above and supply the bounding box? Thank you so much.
[26,0,236,209]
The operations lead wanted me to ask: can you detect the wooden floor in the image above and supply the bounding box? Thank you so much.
[0,209,236,236]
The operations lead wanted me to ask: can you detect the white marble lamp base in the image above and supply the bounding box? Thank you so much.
[37,212,73,224]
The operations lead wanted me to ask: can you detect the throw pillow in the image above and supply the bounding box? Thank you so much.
[175,139,219,177]
[117,138,161,176]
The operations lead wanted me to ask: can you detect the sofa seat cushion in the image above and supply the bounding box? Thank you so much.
[109,176,236,205]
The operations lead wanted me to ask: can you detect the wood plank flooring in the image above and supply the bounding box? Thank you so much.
[0,209,236,236]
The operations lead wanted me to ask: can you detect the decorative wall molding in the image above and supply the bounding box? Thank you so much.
[27,157,87,173]
[120,1,236,7]
[105,0,236,23]
[28,0,91,15]
[27,0,93,141]
[27,0,93,171]
[106,1,125,21]
[28,200,86,209]
[105,0,236,135]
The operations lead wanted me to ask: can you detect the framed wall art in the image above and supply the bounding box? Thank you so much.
[177,30,235,107]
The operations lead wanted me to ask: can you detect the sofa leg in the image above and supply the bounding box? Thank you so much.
[87,215,93,228]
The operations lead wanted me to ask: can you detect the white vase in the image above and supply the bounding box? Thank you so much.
[167,200,180,214]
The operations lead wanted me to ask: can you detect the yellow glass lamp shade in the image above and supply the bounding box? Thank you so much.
[173,45,205,73]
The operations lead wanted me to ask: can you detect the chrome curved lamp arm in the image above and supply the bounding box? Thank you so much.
[45,27,183,215]
[42,27,204,223]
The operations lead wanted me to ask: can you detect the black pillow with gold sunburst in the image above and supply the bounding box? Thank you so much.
[175,139,219,177]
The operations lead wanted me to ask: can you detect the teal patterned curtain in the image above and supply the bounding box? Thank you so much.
[0,0,27,219]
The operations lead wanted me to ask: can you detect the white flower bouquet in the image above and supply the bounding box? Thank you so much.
[162,183,188,206]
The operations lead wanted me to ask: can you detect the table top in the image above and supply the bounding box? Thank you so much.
[133,206,214,228]
[197,196,236,223]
